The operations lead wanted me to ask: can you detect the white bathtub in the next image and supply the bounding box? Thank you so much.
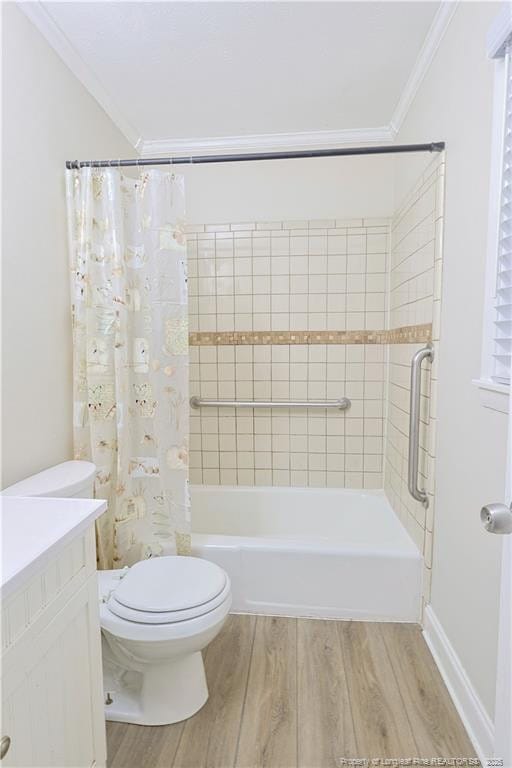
[191,485,422,622]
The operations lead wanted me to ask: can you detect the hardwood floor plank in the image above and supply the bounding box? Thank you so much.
[337,621,418,758]
[106,722,124,766]
[235,616,298,768]
[173,614,257,768]
[106,720,184,768]
[106,616,479,768]
[297,618,358,767]
[379,623,476,757]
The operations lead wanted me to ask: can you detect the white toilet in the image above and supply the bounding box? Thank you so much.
[3,461,232,726]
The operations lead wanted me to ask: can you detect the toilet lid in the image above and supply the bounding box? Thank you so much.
[108,556,228,622]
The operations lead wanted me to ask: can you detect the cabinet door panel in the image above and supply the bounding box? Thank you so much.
[2,575,105,768]
[2,678,34,767]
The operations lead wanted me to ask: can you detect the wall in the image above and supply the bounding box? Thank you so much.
[188,219,388,488]
[395,1,507,720]
[188,217,389,488]
[384,154,445,608]
[188,213,435,491]
[1,5,133,487]
[188,219,389,334]
[179,154,395,224]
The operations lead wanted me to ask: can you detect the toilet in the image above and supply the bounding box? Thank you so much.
[3,461,232,726]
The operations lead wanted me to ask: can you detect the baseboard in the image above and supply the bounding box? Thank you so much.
[423,605,494,762]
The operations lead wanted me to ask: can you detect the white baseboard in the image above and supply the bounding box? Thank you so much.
[423,605,494,763]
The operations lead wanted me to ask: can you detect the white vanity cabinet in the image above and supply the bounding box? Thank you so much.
[1,498,107,768]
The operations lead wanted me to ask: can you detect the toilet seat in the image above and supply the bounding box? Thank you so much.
[107,579,231,624]
[100,588,232,642]
[106,556,229,625]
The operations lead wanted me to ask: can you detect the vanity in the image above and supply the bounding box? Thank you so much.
[1,496,107,768]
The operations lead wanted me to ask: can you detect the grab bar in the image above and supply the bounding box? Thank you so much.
[408,344,434,507]
[190,396,351,411]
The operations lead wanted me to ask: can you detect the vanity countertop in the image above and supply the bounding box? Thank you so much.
[1,496,106,598]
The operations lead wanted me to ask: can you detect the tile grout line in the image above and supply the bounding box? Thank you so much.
[233,615,258,768]
[215,335,221,484]
[378,624,422,758]
[335,621,360,757]
[170,722,187,768]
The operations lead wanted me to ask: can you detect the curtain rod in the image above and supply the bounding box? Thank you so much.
[65,142,445,169]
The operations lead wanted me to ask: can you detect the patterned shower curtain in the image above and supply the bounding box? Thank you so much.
[66,168,190,568]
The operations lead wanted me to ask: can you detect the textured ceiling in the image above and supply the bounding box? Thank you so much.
[42,1,439,142]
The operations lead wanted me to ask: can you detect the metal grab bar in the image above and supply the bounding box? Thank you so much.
[408,344,434,507]
[190,396,351,411]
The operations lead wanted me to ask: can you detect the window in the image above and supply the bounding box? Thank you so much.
[493,47,512,386]
[476,8,512,413]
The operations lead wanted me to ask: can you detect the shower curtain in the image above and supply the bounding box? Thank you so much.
[66,167,190,568]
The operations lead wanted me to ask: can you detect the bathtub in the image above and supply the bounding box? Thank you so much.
[191,485,422,622]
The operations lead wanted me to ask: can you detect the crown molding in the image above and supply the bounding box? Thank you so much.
[390,0,458,135]
[138,126,395,158]
[487,3,512,59]
[18,1,447,156]
[17,1,141,149]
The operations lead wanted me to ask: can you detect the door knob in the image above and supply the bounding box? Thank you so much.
[480,502,512,534]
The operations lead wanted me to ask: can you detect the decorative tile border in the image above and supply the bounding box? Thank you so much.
[386,324,432,344]
[189,324,432,346]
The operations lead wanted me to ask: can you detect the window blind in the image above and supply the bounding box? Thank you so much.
[494,47,512,385]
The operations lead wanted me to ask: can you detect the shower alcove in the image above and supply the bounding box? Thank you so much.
[186,152,445,622]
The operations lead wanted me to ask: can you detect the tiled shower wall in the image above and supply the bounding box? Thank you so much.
[187,219,390,488]
[189,342,386,488]
[383,155,445,602]
[187,219,389,333]
[187,157,443,501]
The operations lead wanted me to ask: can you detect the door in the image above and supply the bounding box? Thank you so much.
[1,576,106,768]
[494,528,512,766]
[482,388,512,765]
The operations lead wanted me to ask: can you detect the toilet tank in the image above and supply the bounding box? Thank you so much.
[2,461,96,499]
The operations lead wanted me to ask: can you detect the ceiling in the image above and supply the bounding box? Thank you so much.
[35,1,443,150]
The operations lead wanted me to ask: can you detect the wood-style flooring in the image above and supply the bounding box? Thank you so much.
[106,615,476,768]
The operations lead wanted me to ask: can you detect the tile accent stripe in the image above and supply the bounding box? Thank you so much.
[189,324,432,346]
[386,324,432,344]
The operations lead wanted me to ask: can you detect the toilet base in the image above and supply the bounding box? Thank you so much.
[104,651,209,726]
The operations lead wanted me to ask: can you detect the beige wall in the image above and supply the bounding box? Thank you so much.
[396,1,507,719]
[1,5,133,487]
[181,155,395,224]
